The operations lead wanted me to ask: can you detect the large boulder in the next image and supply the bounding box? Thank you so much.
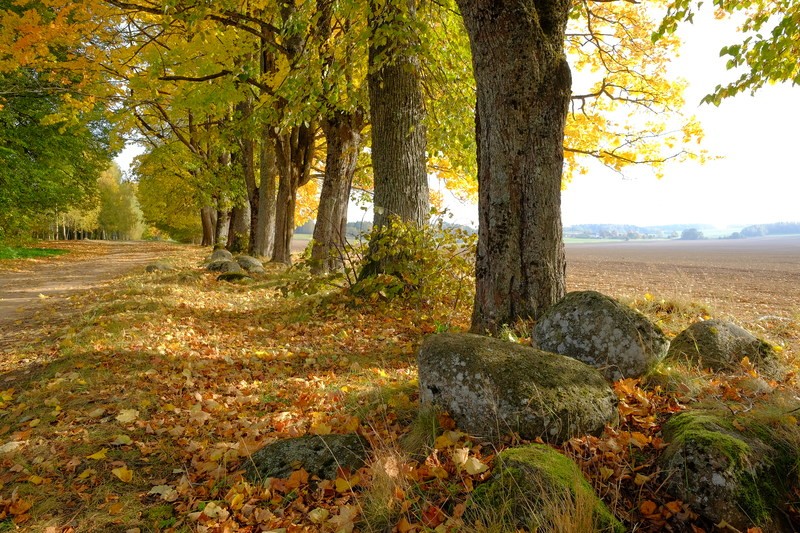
[665,319,776,372]
[244,434,370,482]
[236,255,266,274]
[471,444,624,532]
[659,409,793,531]
[417,333,618,443]
[206,260,242,273]
[534,291,669,381]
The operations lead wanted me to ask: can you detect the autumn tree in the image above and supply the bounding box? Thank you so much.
[658,0,800,103]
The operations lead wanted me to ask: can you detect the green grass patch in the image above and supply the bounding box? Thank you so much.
[0,245,68,260]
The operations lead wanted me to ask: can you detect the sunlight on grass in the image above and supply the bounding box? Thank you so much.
[0,246,67,260]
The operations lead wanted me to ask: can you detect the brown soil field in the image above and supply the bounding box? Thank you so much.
[565,235,800,322]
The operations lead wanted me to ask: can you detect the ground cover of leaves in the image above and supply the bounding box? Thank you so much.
[0,246,797,532]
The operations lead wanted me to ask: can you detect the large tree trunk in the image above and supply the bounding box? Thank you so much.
[200,206,216,247]
[228,203,251,254]
[215,207,231,249]
[367,0,429,229]
[457,0,571,334]
[272,124,315,264]
[311,110,365,274]
[360,0,429,279]
[254,136,278,258]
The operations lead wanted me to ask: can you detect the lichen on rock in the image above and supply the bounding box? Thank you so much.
[417,333,618,443]
[665,319,777,372]
[534,290,669,381]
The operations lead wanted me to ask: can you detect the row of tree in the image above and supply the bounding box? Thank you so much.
[2,0,796,332]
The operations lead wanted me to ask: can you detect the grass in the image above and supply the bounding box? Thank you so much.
[1,246,798,531]
[0,245,68,260]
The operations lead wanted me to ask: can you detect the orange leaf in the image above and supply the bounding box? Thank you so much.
[665,500,683,514]
[285,468,309,489]
[639,500,657,515]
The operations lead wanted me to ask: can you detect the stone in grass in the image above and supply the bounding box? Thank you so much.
[236,255,265,273]
[470,444,624,532]
[217,272,251,283]
[206,260,242,273]
[145,261,175,273]
[209,248,234,262]
[666,319,776,372]
[244,434,370,482]
[418,333,618,443]
[534,290,670,381]
[659,409,792,531]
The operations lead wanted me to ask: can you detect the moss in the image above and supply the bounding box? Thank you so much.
[663,411,747,466]
[471,444,624,532]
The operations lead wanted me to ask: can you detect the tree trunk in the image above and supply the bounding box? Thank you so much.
[251,136,277,258]
[367,0,429,229]
[311,110,365,274]
[457,0,571,334]
[215,208,231,248]
[201,206,216,247]
[271,124,315,264]
[228,203,251,254]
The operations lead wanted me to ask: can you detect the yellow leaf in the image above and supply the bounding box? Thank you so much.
[110,435,133,446]
[599,466,615,480]
[108,502,124,515]
[27,475,45,485]
[86,448,108,460]
[310,421,332,435]
[634,473,650,486]
[464,457,489,475]
[335,475,361,492]
[112,466,133,482]
[433,430,464,449]
[116,409,139,424]
[78,468,96,479]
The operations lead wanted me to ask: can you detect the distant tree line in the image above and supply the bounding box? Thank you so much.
[727,222,800,239]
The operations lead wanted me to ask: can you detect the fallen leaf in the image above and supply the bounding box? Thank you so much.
[116,409,139,424]
[112,466,133,482]
[86,448,109,460]
[464,456,489,475]
[308,507,330,524]
[640,500,657,515]
[110,435,133,446]
[27,475,45,485]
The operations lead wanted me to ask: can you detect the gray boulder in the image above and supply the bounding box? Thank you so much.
[243,434,370,482]
[534,291,669,381]
[666,319,775,372]
[209,248,234,262]
[417,333,618,443]
[145,261,175,273]
[206,260,242,273]
[236,255,266,274]
[659,410,790,531]
[471,444,623,532]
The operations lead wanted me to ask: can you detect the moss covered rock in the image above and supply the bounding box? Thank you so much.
[418,333,618,443]
[659,409,791,531]
[665,319,776,372]
[471,444,623,532]
[206,259,242,273]
[244,434,370,482]
[534,291,669,381]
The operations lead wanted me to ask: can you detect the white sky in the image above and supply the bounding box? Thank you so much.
[117,9,799,229]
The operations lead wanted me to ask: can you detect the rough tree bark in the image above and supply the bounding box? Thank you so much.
[200,206,217,247]
[360,0,429,279]
[367,0,429,230]
[228,202,250,253]
[272,124,315,264]
[310,110,365,274]
[456,0,571,334]
[254,136,278,258]
[215,207,231,249]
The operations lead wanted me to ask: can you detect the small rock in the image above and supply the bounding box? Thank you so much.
[666,319,776,372]
[244,434,370,482]
[209,248,234,262]
[471,444,624,532]
[236,255,264,272]
[145,261,175,273]
[534,290,669,381]
[206,260,242,273]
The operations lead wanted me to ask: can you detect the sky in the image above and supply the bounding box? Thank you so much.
[116,8,799,230]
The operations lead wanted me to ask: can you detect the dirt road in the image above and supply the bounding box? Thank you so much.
[0,241,190,350]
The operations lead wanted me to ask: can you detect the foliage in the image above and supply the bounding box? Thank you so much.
[0,69,112,239]
[657,0,800,103]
